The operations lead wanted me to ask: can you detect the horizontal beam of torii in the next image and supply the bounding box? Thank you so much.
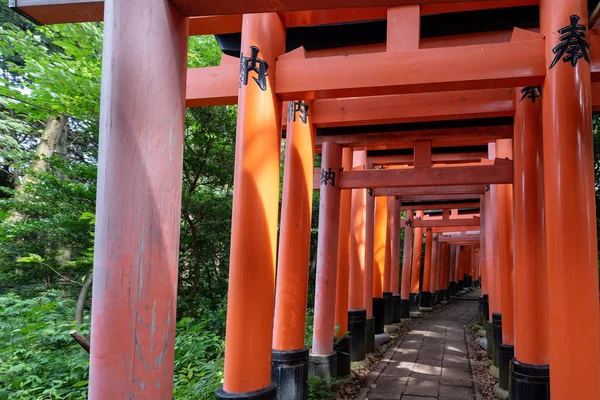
[438,235,481,243]
[370,151,488,165]
[400,202,480,211]
[312,158,511,190]
[10,1,539,28]
[433,226,480,233]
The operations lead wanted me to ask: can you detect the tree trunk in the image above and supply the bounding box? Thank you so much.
[24,115,68,181]
[75,274,93,327]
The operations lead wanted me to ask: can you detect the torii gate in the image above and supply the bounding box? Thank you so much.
[10,1,600,400]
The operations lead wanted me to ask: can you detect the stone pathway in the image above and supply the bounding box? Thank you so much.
[362,295,479,400]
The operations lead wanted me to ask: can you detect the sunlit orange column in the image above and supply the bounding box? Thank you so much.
[373,196,389,334]
[363,189,376,352]
[88,1,187,398]
[496,139,515,391]
[389,197,402,321]
[540,1,600,398]
[384,197,393,293]
[383,197,396,323]
[271,98,315,396]
[439,243,449,302]
[216,13,285,398]
[348,150,367,362]
[511,86,550,396]
[400,209,413,319]
[409,210,424,315]
[421,228,434,308]
[334,148,353,339]
[311,142,342,379]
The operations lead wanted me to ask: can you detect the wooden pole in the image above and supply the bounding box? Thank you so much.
[400,209,413,318]
[373,196,388,299]
[410,210,424,314]
[349,151,367,311]
[540,1,600,397]
[88,1,187,398]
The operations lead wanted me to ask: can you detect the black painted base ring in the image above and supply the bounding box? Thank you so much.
[510,359,550,400]
[498,344,514,390]
[400,298,410,319]
[216,383,277,400]
[271,347,309,400]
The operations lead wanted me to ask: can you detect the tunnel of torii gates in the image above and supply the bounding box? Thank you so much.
[11,0,600,399]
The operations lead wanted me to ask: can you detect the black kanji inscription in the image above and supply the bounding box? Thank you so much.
[550,15,590,69]
[367,188,373,196]
[520,86,542,103]
[239,46,269,91]
[320,168,336,187]
[405,219,412,227]
[288,100,310,124]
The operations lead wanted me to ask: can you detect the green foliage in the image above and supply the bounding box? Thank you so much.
[307,376,347,400]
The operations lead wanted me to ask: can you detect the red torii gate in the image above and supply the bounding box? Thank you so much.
[10,1,600,400]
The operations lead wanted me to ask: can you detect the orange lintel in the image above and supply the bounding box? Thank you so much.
[413,218,480,228]
[370,152,488,165]
[401,202,480,211]
[434,226,481,233]
[438,236,481,244]
[401,194,482,202]
[338,159,512,189]
[372,185,486,197]
[275,40,545,100]
[314,125,513,153]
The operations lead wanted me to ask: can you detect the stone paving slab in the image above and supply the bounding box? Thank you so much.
[361,294,479,400]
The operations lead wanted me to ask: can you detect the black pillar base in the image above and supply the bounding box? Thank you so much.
[216,383,277,400]
[348,309,366,362]
[334,335,351,378]
[409,293,421,313]
[498,344,514,390]
[271,347,309,400]
[449,281,457,296]
[510,360,550,400]
[400,298,410,319]
[383,292,394,325]
[441,289,448,302]
[434,290,441,305]
[482,294,490,326]
[420,291,432,308]
[485,319,494,360]
[365,317,375,353]
[467,275,473,287]
[309,352,337,381]
[492,312,502,367]
[373,298,385,334]
[458,280,465,291]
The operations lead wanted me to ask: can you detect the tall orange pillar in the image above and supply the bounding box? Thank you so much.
[373,196,392,331]
[439,242,449,302]
[384,197,393,293]
[496,139,515,391]
[540,1,600,398]
[88,1,187,398]
[363,190,376,352]
[334,148,353,339]
[399,209,413,319]
[430,234,440,305]
[511,86,550,397]
[334,148,353,379]
[421,228,434,308]
[389,197,402,322]
[215,13,285,398]
[272,98,315,396]
[409,210,424,315]
[348,150,367,362]
[310,142,342,379]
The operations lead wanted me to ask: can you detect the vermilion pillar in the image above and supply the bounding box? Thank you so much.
[400,210,414,318]
[384,197,394,293]
[511,86,550,397]
[363,189,376,352]
[496,139,515,391]
[540,1,600,398]
[439,243,449,302]
[373,196,391,332]
[311,142,342,379]
[271,98,315,397]
[430,234,440,304]
[389,197,402,322]
[409,210,424,315]
[334,148,353,339]
[88,2,187,398]
[420,228,434,308]
[348,150,367,362]
[218,13,285,398]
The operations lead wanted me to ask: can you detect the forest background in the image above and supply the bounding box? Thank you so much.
[1,4,599,399]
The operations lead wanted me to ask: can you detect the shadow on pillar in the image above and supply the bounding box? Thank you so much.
[365,317,375,353]
[271,347,309,400]
[510,360,550,400]
[492,313,502,367]
[348,309,366,362]
[498,344,514,391]
[383,292,394,325]
[334,335,351,378]
[373,298,385,334]
[216,383,277,400]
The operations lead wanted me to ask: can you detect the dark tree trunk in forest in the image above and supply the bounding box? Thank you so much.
[75,274,93,327]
